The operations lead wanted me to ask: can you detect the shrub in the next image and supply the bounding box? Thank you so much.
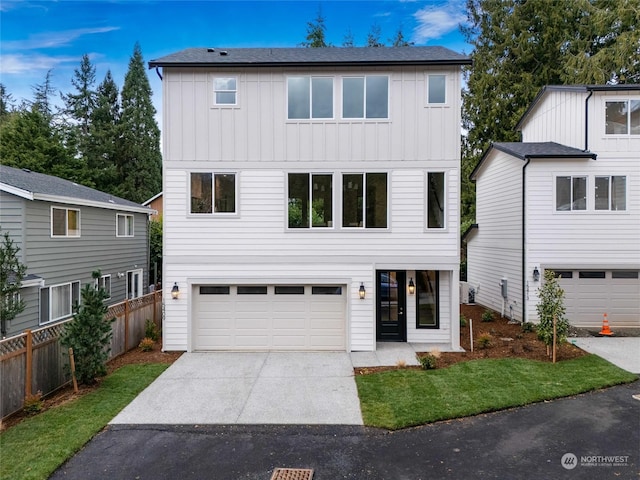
[144,319,160,341]
[481,309,495,322]
[139,337,155,352]
[23,391,43,415]
[536,270,570,350]
[418,353,438,370]
[460,314,467,327]
[521,322,536,333]
[477,332,493,349]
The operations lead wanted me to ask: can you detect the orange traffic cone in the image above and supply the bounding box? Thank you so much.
[599,313,613,336]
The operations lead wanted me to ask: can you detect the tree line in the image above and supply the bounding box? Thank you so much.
[0,43,161,205]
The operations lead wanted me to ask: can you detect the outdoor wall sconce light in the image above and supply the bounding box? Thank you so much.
[359,282,366,300]
[171,282,180,299]
[408,278,415,295]
[533,267,540,282]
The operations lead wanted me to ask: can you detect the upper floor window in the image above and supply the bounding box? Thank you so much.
[556,176,587,211]
[116,214,134,237]
[51,207,80,237]
[595,176,626,211]
[342,76,388,119]
[427,74,446,104]
[190,172,236,214]
[214,77,237,105]
[287,77,333,119]
[605,100,640,135]
[342,173,388,228]
[427,172,446,228]
[40,281,80,324]
[288,173,333,228]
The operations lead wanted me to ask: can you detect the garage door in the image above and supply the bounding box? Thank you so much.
[555,270,640,328]
[193,285,346,351]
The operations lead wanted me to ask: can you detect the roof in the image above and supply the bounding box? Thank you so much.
[149,46,472,69]
[142,191,162,206]
[470,142,597,181]
[0,165,153,214]
[516,84,640,130]
[461,224,478,243]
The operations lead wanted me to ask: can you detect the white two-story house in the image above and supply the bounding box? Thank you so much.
[149,47,471,352]
[465,85,640,329]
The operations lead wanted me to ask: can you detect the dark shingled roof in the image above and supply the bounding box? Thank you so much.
[149,46,471,68]
[0,165,151,213]
[471,142,596,180]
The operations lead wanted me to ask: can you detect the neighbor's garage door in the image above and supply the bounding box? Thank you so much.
[193,285,346,351]
[554,270,640,328]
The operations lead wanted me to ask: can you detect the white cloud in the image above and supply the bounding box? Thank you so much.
[2,27,120,51]
[0,53,79,74]
[412,1,467,43]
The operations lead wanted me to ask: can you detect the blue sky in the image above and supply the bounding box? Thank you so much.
[0,0,470,118]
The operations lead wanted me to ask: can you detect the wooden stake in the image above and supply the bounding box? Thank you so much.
[552,315,557,364]
[469,319,474,353]
[69,347,79,393]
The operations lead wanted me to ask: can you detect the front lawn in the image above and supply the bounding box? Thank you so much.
[356,355,637,430]
[0,363,169,480]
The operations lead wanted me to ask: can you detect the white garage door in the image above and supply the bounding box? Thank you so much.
[555,270,640,328]
[193,285,346,351]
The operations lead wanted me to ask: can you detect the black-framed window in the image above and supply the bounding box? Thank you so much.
[200,286,230,295]
[427,172,445,228]
[578,271,606,279]
[287,173,333,228]
[312,286,342,295]
[553,271,573,279]
[190,172,236,214]
[237,286,268,295]
[612,271,639,279]
[275,286,305,295]
[416,270,439,328]
[342,173,388,228]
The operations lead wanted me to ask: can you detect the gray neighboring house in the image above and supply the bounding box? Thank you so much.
[0,165,154,338]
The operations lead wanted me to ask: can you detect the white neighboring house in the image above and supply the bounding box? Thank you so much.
[465,84,640,328]
[149,47,471,352]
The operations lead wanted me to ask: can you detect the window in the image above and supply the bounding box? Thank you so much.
[342,76,389,119]
[288,173,333,228]
[94,274,111,299]
[595,176,626,211]
[237,286,268,294]
[214,77,237,105]
[39,281,80,324]
[553,271,573,279]
[51,207,80,237]
[427,74,446,104]
[416,270,439,328]
[605,100,640,135]
[275,286,305,295]
[579,271,606,279]
[342,173,388,228]
[427,172,445,228]
[556,176,586,211]
[190,172,236,214]
[200,286,230,295]
[612,270,639,279]
[312,286,342,295]
[127,269,143,299]
[287,76,333,119]
[116,214,134,237]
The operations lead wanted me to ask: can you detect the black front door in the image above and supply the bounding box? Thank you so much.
[376,270,406,341]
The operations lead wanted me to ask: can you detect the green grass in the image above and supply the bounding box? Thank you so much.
[0,363,169,480]
[356,355,638,430]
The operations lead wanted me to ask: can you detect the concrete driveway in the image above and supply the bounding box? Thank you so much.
[110,352,363,425]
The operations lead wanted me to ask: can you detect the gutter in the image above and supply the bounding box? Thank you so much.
[522,158,531,322]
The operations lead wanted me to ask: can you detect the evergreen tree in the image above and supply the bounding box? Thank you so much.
[118,43,162,203]
[0,231,27,338]
[301,7,330,47]
[390,26,414,47]
[31,70,57,121]
[342,28,355,47]
[366,23,384,47]
[0,84,15,120]
[61,271,114,385]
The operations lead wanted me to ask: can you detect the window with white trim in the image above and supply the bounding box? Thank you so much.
[190,172,236,214]
[342,173,388,228]
[427,74,446,104]
[342,76,389,119]
[52,207,80,237]
[39,281,80,324]
[214,77,237,105]
[94,274,112,299]
[116,214,134,237]
[287,76,333,119]
[288,173,333,228]
[605,100,639,135]
[556,176,587,211]
[427,172,446,228]
[595,176,626,211]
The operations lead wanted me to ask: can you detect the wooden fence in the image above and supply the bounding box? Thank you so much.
[0,291,162,420]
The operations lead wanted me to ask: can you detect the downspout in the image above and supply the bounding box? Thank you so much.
[155,67,163,81]
[584,90,593,152]
[522,158,531,323]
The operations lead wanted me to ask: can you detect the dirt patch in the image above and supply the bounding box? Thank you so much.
[0,339,181,432]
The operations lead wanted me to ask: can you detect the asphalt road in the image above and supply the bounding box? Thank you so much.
[50,382,640,480]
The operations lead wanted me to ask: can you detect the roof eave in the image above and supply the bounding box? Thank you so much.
[32,193,155,214]
[148,59,472,69]
[0,183,34,200]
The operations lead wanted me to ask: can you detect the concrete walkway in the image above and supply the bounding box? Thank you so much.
[571,337,640,374]
[110,352,363,425]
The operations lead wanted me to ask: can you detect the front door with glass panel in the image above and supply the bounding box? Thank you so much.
[376,270,406,341]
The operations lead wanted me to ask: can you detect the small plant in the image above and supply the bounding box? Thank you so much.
[477,332,493,349]
[395,359,407,368]
[138,337,155,352]
[144,319,160,341]
[23,391,43,415]
[521,322,536,333]
[481,309,494,322]
[418,353,438,370]
[460,314,467,327]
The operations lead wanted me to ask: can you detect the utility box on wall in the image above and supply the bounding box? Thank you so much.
[500,278,508,299]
